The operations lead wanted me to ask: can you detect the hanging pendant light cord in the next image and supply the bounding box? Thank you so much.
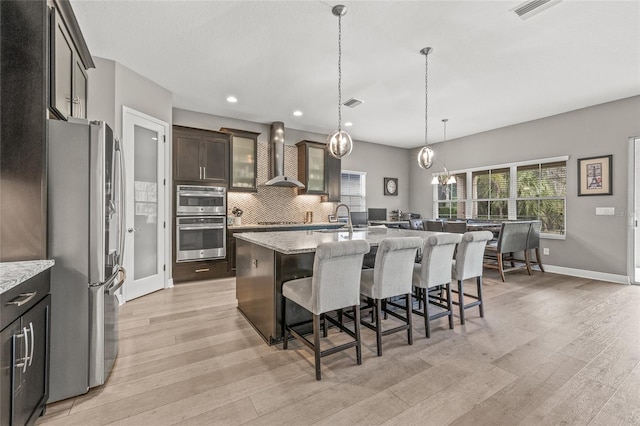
[337,13,343,132]
[424,52,429,146]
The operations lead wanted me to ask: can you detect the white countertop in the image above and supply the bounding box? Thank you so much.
[228,222,344,231]
[0,260,55,294]
[234,228,440,255]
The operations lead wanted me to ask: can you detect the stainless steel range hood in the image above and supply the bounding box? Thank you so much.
[264,121,305,188]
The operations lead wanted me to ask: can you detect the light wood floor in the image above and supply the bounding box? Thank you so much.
[37,270,640,425]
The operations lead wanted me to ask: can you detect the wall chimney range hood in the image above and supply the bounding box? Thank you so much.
[263,121,305,188]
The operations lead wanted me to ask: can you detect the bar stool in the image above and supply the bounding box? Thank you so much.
[451,231,494,324]
[525,220,545,273]
[282,239,370,380]
[412,233,463,338]
[359,237,423,356]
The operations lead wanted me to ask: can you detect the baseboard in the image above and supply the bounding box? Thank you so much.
[167,277,174,288]
[543,265,629,285]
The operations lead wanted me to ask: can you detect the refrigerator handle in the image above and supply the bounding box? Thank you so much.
[116,137,127,265]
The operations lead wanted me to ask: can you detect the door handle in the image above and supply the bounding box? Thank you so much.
[128,228,141,233]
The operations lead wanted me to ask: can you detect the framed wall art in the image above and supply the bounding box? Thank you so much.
[578,155,612,196]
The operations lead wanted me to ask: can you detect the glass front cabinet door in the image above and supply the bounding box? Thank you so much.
[221,128,259,192]
[296,140,327,195]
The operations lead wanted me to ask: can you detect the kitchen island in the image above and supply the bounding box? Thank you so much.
[234,227,440,344]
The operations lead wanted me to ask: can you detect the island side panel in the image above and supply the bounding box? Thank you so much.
[236,239,277,344]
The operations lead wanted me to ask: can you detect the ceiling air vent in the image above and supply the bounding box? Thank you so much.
[343,98,364,108]
[512,0,562,20]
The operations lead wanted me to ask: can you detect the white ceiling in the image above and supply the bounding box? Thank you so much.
[70,0,640,149]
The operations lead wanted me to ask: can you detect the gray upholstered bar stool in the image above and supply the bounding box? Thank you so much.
[484,221,531,282]
[451,231,494,324]
[282,239,370,381]
[412,233,463,338]
[359,237,422,356]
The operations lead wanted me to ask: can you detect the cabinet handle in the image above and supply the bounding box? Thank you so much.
[6,291,36,307]
[199,166,203,179]
[195,268,210,273]
[28,322,34,367]
[203,167,206,179]
[21,327,29,373]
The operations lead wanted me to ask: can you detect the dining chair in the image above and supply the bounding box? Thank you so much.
[409,219,425,230]
[412,233,463,338]
[525,220,545,273]
[282,239,370,380]
[425,220,445,232]
[452,231,494,324]
[484,221,531,282]
[359,237,423,356]
[444,221,467,234]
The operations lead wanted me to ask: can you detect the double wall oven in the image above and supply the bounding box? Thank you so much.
[176,185,227,262]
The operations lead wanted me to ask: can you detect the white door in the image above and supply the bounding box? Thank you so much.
[633,137,640,284]
[122,107,168,300]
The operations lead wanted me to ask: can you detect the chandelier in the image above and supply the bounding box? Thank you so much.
[417,47,434,169]
[431,118,456,185]
[327,5,353,159]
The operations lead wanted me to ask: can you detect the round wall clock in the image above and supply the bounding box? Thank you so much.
[384,177,398,196]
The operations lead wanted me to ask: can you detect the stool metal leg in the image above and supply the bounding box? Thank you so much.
[458,279,466,325]
[405,292,413,345]
[313,314,322,380]
[446,283,454,330]
[424,288,431,338]
[477,276,484,318]
[375,299,383,356]
[354,304,362,365]
[283,297,289,349]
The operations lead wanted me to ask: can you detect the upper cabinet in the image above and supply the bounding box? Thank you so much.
[48,0,94,120]
[220,128,259,192]
[323,152,341,202]
[296,140,326,195]
[173,125,229,184]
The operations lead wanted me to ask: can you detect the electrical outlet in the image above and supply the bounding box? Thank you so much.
[543,248,550,255]
[595,207,615,216]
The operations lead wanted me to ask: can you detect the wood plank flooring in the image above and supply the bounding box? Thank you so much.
[36,270,640,425]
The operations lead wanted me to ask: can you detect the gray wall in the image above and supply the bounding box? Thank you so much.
[409,95,640,276]
[172,108,413,215]
[87,57,172,139]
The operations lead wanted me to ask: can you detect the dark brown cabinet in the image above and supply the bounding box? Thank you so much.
[1,269,51,426]
[48,0,93,120]
[173,126,229,184]
[221,128,259,192]
[296,140,327,195]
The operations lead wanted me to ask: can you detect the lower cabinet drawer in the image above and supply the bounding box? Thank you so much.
[173,259,232,283]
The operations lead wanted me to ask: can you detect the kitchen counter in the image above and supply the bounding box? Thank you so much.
[235,228,441,344]
[228,222,344,231]
[234,227,438,255]
[0,259,55,294]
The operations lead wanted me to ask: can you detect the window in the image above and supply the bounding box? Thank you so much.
[516,161,566,235]
[436,172,466,219]
[432,157,567,237]
[340,171,366,213]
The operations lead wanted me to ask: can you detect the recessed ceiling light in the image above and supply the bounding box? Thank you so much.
[293,110,303,117]
[226,96,238,103]
[344,122,353,127]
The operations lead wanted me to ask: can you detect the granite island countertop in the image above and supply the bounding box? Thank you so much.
[0,260,55,294]
[227,222,344,231]
[234,228,441,255]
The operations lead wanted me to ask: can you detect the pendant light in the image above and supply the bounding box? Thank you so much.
[417,47,434,169]
[327,4,353,159]
[431,118,456,185]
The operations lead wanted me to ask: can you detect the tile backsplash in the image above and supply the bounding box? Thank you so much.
[227,141,336,224]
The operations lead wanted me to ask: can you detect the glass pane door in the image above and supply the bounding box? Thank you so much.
[133,125,158,280]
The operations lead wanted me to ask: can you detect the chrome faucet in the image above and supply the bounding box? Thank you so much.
[334,203,353,234]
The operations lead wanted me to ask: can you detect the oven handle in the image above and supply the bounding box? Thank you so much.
[178,225,225,231]
[177,192,225,198]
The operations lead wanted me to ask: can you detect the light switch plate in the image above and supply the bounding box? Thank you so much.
[251,259,258,268]
[595,207,615,216]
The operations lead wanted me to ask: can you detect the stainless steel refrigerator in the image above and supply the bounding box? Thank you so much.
[47,119,126,402]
